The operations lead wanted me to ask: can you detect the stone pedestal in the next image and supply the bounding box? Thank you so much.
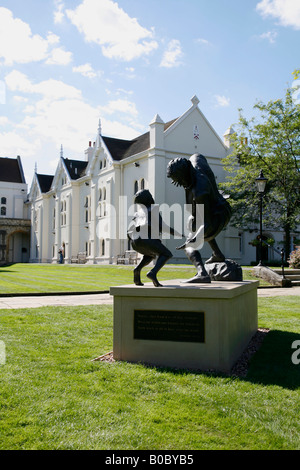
[110,279,259,374]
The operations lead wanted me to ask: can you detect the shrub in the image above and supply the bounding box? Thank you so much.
[288,248,300,269]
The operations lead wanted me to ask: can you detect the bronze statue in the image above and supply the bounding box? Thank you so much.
[167,154,232,283]
[127,189,183,287]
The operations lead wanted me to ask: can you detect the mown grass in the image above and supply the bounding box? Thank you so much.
[0,263,267,295]
[0,296,299,450]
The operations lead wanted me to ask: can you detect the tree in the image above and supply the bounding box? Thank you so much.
[221,76,300,260]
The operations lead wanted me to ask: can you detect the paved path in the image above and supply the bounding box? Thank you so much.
[0,285,299,309]
[0,293,113,309]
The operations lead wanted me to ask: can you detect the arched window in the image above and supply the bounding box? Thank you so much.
[140,178,145,190]
[134,180,138,195]
[101,239,105,256]
[103,187,106,200]
[1,197,6,204]
[1,207,6,216]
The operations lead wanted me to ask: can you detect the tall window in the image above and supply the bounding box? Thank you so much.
[52,208,56,230]
[34,210,38,231]
[134,179,146,195]
[98,187,107,218]
[84,196,91,223]
[85,241,91,256]
[61,200,66,226]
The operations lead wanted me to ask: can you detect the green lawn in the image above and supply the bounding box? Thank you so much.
[0,296,299,450]
[0,263,267,295]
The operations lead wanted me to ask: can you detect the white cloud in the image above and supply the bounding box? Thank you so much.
[3,70,143,177]
[72,63,100,79]
[0,7,49,65]
[215,95,230,107]
[0,130,41,158]
[0,7,72,66]
[100,99,138,117]
[5,70,81,101]
[259,30,278,43]
[160,39,183,68]
[66,0,158,61]
[47,32,60,45]
[13,96,29,103]
[196,38,212,46]
[256,0,300,29]
[0,116,9,125]
[54,0,65,24]
[5,71,33,94]
[45,47,73,65]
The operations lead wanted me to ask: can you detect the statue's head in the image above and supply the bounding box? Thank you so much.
[167,157,192,188]
[134,189,155,207]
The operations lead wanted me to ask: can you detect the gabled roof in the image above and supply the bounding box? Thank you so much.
[63,158,88,180]
[36,174,54,193]
[0,156,26,183]
[101,119,177,161]
[102,133,149,161]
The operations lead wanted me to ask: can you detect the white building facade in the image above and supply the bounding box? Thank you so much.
[0,156,30,264]
[28,96,287,266]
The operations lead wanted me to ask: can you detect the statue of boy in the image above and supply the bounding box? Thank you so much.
[167,154,232,283]
[127,189,183,287]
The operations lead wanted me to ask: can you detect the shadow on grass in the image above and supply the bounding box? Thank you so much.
[245,329,300,390]
[121,329,300,391]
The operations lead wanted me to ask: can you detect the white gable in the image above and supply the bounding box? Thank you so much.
[164,98,228,158]
[28,173,41,201]
[51,158,69,192]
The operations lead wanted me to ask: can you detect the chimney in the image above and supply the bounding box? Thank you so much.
[85,140,94,162]
[149,114,165,149]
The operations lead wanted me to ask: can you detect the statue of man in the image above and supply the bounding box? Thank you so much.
[127,189,183,287]
[167,154,232,283]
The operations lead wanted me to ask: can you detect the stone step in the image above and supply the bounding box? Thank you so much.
[273,269,300,282]
[273,269,300,276]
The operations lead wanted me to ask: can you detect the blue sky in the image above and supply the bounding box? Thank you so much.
[0,0,299,183]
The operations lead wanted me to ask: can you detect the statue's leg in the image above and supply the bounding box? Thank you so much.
[147,253,171,287]
[206,239,225,264]
[134,255,154,285]
[183,247,211,283]
[146,243,172,287]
